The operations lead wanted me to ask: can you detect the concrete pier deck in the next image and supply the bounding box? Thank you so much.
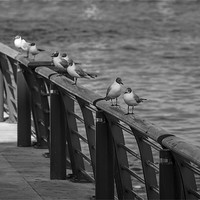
[0,122,94,200]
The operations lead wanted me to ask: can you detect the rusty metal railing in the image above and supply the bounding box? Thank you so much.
[0,42,200,200]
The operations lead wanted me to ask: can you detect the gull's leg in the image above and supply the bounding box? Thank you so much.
[115,98,120,106]
[25,50,29,58]
[72,78,77,85]
[131,106,134,114]
[125,106,130,115]
[111,99,114,106]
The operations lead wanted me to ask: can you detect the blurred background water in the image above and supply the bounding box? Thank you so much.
[0,0,200,145]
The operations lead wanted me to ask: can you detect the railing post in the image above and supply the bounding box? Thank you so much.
[0,66,4,121]
[95,110,114,200]
[159,149,177,199]
[50,85,66,180]
[17,66,31,147]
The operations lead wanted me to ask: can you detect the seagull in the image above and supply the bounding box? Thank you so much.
[49,51,69,79]
[66,59,97,85]
[105,77,123,106]
[93,77,123,106]
[123,88,147,115]
[52,51,69,69]
[14,35,31,58]
[14,35,22,50]
[29,43,45,60]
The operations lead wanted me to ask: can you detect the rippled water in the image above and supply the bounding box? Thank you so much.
[1,0,200,145]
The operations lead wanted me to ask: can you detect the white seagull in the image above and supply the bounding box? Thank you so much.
[14,35,31,58]
[29,43,45,60]
[49,51,69,79]
[66,59,97,85]
[14,35,22,50]
[51,51,69,69]
[123,88,147,115]
[105,77,123,106]
[93,77,123,106]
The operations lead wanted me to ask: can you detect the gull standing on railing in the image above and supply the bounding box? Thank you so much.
[29,43,45,60]
[14,35,22,50]
[123,87,147,114]
[49,51,69,78]
[93,77,123,106]
[14,35,31,58]
[66,59,97,85]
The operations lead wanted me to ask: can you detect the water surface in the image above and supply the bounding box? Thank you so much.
[1,0,200,145]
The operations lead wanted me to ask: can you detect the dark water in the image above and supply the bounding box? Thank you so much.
[1,0,200,145]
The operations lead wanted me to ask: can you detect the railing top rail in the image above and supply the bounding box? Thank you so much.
[0,42,53,68]
[35,66,171,141]
[162,136,200,166]
[0,42,19,59]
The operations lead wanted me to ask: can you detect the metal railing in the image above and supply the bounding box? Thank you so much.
[0,42,200,200]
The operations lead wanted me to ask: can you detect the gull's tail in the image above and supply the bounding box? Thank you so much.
[38,48,45,52]
[87,72,98,78]
[139,98,147,103]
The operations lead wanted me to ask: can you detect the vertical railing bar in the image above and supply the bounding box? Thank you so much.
[17,65,32,147]
[50,85,66,180]
[95,110,114,199]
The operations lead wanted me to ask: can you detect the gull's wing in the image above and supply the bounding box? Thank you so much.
[74,65,87,77]
[59,58,69,68]
[134,93,140,103]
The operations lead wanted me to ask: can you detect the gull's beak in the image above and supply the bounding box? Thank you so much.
[124,91,128,94]
[120,81,123,85]
[51,53,55,57]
